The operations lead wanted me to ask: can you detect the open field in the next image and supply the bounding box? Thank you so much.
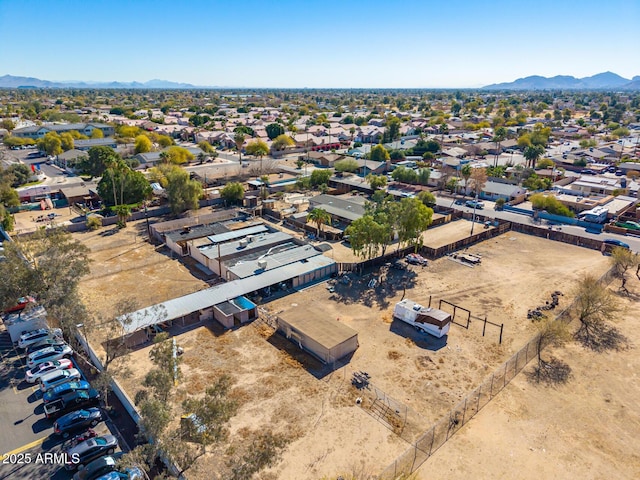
[417,288,640,480]
[422,218,492,248]
[75,219,208,320]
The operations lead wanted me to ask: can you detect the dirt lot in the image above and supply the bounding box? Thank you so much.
[74,218,207,320]
[418,288,640,480]
[70,222,620,479]
[422,218,492,248]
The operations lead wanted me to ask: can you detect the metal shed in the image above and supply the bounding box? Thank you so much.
[277,314,359,364]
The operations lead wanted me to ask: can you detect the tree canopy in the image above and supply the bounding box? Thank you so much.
[370,144,390,162]
[265,123,285,140]
[221,182,245,205]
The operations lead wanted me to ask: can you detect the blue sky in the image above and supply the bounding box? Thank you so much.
[1,0,638,88]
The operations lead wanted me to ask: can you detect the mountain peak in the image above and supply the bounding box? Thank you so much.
[483,72,637,90]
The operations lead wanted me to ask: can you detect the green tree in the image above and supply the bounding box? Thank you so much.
[366,174,387,191]
[389,149,405,161]
[345,214,391,260]
[77,146,118,177]
[394,197,433,252]
[98,165,152,207]
[460,164,472,195]
[307,208,331,238]
[309,169,331,187]
[530,193,574,217]
[59,132,74,151]
[610,247,640,294]
[134,135,152,154]
[391,166,418,184]
[37,132,63,156]
[221,182,245,205]
[198,141,215,154]
[165,146,195,165]
[417,190,436,207]
[370,144,390,162]
[114,204,132,228]
[166,167,203,214]
[0,228,90,312]
[90,128,104,139]
[1,119,15,132]
[265,123,285,140]
[573,274,623,351]
[245,139,270,172]
[334,158,359,173]
[271,134,295,151]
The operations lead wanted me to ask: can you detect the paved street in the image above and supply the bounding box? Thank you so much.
[434,196,640,252]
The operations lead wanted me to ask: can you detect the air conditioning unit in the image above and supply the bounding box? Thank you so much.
[258,259,267,270]
[239,239,248,248]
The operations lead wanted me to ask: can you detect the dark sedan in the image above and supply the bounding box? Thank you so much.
[54,407,103,438]
[65,434,119,471]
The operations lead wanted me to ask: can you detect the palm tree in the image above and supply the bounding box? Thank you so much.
[461,163,472,197]
[104,155,121,207]
[524,145,545,169]
[234,132,245,164]
[307,208,331,239]
[114,204,132,228]
[492,126,507,167]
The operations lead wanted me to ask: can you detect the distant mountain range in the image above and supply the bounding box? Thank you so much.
[483,72,640,90]
[0,75,199,89]
[1,72,640,90]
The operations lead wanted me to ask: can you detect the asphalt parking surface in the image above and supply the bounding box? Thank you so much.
[0,329,118,480]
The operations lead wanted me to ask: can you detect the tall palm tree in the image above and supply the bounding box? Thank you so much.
[461,163,472,197]
[234,132,245,164]
[524,145,544,169]
[307,208,331,239]
[492,126,507,167]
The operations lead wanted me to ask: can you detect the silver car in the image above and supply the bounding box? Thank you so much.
[18,328,63,349]
[27,344,73,368]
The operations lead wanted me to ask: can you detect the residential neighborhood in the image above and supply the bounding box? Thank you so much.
[1,1,640,479]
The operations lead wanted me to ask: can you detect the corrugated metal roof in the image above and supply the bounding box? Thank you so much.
[207,225,268,244]
[119,255,336,333]
[198,231,291,260]
[226,245,320,279]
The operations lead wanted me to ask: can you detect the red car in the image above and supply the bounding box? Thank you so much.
[4,296,36,314]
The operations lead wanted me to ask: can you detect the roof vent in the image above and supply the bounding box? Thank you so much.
[257,259,267,270]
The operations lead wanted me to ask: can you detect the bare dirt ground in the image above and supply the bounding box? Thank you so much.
[74,218,207,320]
[421,218,492,248]
[418,288,640,480]
[69,221,619,480]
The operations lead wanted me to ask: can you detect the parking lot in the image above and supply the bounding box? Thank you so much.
[0,329,117,479]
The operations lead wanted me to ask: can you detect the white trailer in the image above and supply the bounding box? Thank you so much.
[3,306,48,343]
[393,299,451,338]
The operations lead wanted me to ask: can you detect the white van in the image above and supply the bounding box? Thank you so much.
[38,368,81,392]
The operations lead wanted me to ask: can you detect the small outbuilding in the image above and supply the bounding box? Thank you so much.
[277,314,359,364]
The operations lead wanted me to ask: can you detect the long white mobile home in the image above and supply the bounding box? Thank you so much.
[393,299,451,338]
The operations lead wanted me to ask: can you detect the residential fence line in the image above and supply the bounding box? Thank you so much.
[377,266,616,479]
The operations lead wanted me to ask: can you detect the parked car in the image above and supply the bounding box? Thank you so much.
[45,389,101,420]
[465,200,484,209]
[4,296,35,315]
[26,338,68,356]
[615,221,640,231]
[580,169,596,175]
[43,380,91,403]
[94,467,147,480]
[603,239,630,249]
[54,408,103,439]
[405,253,428,266]
[615,170,624,176]
[73,454,123,480]
[18,328,63,349]
[27,344,73,368]
[65,435,118,471]
[39,368,82,392]
[25,359,74,383]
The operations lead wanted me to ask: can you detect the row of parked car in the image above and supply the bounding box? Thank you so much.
[16,328,145,479]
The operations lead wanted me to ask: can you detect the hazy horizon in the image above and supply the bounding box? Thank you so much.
[1,0,638,88]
